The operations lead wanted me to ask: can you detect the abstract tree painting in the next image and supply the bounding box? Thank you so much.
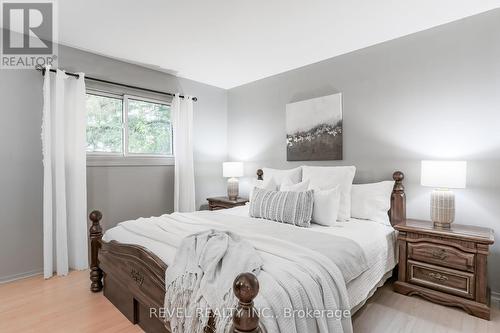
[286,93,343,161]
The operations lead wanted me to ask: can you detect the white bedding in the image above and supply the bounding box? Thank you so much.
[103,205,396,315]
[223,205,397,310]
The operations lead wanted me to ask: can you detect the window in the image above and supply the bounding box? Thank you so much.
[86,93,123,153]
[86,91,173,166]
[127,98,172,155]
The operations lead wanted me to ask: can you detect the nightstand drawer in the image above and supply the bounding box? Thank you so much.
[408,242,475,272]
[408,260,475,299]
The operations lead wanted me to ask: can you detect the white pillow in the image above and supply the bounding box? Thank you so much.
[257,177,278,191]
[262,167,302,186]
[302,166,356,221]
[310,185,341,226]
[280,179,310,192]
[351,181,394,226]
[249,177,278,201]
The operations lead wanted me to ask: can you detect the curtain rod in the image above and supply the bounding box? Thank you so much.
[35,66,198,102]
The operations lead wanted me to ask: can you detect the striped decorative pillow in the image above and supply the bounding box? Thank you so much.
[249,187,314,227]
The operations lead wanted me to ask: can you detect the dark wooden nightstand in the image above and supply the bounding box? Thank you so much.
[394,219,494,320]
[207,196,249,211]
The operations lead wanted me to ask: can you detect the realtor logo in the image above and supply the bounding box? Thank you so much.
[1,0,57,69]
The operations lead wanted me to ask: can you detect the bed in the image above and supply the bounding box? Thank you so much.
[89,169,406,333]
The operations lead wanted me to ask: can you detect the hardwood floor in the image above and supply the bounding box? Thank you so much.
[0,270,498,332]
[353,284,500,333]
[0,270,141,333]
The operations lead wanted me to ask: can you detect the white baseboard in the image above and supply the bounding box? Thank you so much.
[491,291,500,309]
[0,269,43,284]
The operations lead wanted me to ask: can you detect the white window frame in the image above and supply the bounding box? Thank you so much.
[86,89,174,167]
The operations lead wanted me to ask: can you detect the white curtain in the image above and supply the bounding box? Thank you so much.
[42,67,88,278]
[172,94,196,212]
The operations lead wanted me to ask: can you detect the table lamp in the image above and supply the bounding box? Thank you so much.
[421,160,467,228]
[223,162,244,200]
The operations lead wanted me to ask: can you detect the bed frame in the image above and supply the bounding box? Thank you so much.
[89,170,406,333]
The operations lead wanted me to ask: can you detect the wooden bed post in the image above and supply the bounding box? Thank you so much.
[390,171,406,225]
[89,210,103,292]
[231,272,262,333]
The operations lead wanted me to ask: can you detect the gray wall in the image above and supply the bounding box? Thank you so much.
[0,44,227,281]
[227,9,500,292]
[0,69,44,281]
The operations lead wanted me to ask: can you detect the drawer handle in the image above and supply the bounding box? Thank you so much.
[431,249,448,260]
[428,272,448,282]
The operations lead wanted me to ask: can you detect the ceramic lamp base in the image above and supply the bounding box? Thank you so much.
[430,189,455,228]
[227,178,239,201]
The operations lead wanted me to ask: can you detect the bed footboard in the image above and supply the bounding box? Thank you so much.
[88,211,263,333]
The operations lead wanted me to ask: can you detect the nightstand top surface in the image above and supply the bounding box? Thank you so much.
[207,196,249,204]
[394,219,494,244]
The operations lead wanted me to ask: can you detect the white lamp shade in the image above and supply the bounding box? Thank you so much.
[223,162,244,178]
[421,160,467,189]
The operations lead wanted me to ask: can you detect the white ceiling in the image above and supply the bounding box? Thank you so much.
[58,0,500,89]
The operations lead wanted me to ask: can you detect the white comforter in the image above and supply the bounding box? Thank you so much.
[104,212,368,333]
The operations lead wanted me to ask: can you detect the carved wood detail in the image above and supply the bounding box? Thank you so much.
[408,260,475,299]
[99,240,167,316]
[394,219,494,320]
[408,242,475,272]
[394,281,491,320]
[130,268,145,286]
[89,210,103,292]
[403,234,476,252]
[407,290,474,315]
